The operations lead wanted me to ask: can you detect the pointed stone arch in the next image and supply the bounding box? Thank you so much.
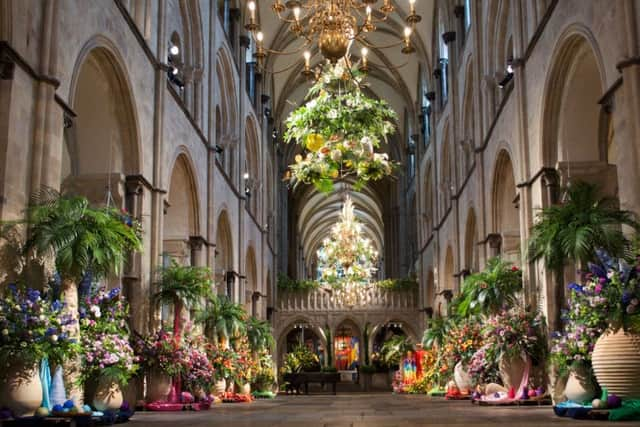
[216,209,235,297]
[65,38,141,207]
[163,152,201,264]
[216,47,239,180]
[244,114,260,216]
[245,245,258,315]
[463,207,478,273]
[491,149,520,261]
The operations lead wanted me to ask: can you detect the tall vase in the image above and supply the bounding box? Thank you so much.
[93,377,124,411]
[498,353,527,389]
[167,376,182,403]
[592,329,640,398]
[0,363,43,417]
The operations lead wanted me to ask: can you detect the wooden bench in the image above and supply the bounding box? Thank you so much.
[283,372,340,395]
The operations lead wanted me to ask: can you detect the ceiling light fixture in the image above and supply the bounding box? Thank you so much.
[245,0,422,69]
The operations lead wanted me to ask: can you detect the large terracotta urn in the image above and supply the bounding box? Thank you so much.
[454,362,472,392]
[592,329,640,398]
[93,378,124,411]
[0,363,43,417]
[498,353,527,389]
[564,365,596,403]
[146,369,172,402]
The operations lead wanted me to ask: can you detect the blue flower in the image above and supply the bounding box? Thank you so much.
[622,291,633,305]
[26,289,40,302]
[52,300,63,311]
[568,283,584,293]
[108,288,121,299]
[588,262,607,279]
[45,327,57,336]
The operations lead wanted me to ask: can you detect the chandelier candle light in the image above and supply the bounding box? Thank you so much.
[245,0,422,67]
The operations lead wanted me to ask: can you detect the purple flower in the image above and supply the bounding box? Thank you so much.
[622,291,633,305]
[595,284,603,294]
[568,283,584,293]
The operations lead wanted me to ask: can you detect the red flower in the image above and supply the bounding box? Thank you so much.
[511,266,519,271]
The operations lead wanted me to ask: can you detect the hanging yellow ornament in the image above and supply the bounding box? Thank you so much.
[305,133,325,152]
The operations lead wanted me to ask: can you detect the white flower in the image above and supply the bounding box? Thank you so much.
[307,99,317,109]
[327,109,338,119]
[50,335,58,343]
[39,314,45,321]
[1,329,8,336]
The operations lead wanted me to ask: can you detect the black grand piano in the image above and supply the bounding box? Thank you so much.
[282,371,341,395]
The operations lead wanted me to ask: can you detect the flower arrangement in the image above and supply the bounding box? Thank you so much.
[284,62,398,192]
[233,338,258,385]
[79,286,138,385]
[252,352,276,391]
[441,320,483,368]
[468,344,500,386]
[133,329,188,378]
[205,344,238,381]
[182,346,214,393]
[482,308,547,364]
[0,284,77,371]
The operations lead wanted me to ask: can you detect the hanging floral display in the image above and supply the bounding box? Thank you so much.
[284,62,398,193]
[316,195,378,286]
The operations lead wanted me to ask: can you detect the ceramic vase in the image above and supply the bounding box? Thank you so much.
[214,378,226,394]
[93,378,123,411]
[498,353,527,390]
[592,329,640,398]
[454,362,472,392]
[146,369,172,402]
[564,365,596,403]
[0,363,43,417]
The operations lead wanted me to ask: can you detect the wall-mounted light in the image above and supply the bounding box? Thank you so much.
[169,44,180,56]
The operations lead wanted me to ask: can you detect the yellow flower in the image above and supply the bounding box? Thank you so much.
[305,133,325,152]
[295,154,303,163]
[329,169,339,178]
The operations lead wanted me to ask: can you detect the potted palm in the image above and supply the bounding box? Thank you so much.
[18,188,142,403]
[195,295,246,393]
[153,261,212,402]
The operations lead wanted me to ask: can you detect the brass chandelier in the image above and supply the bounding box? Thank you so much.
[245,0,422,71]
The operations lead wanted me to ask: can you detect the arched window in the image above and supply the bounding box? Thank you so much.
[421,77,432,148]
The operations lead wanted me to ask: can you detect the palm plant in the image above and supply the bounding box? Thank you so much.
[380,335,413,369]
[528,180,639,280]
[455,257,522,317]
[154,260,213,338]
[19,188,142,336]
[421,316,453,350]
[195,294,246,347]
[246,316,274,353]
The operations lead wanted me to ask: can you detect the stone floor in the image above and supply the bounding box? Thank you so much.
[128,394,631,427]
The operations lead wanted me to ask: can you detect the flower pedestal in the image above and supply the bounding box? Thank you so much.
[92,378,123,411]
[0,363,43,418]
[592,329,640,398]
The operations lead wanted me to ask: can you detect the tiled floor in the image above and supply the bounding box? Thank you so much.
[128,394,628,426]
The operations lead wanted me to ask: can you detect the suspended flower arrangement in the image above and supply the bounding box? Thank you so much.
[284,62,398,193]
[316,195,378,305]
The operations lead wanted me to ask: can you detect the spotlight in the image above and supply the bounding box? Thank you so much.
[172,67,179,76]
[243,172,250,180]
[169,45,180,56]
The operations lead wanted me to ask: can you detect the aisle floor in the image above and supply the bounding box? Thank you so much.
[128,393,632,426]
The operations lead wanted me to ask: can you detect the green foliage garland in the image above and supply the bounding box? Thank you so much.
[284,63,398,192]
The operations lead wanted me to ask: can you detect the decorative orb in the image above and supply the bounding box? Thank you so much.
[63,400,74,409]
[82,405,92,413]
[318,26,349,63]
[35,407,50,417]
[62,408,70,413]
[607,394,622,408]
[592,398,604,408]
[536,386,545,396]
[528,389,537,397]
[52,404,64,413]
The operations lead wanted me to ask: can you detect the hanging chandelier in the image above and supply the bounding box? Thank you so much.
[317,194,378,288]
[245,0,422,71]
